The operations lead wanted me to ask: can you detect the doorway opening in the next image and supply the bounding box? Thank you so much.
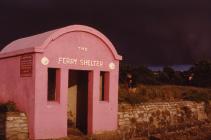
[67,70,89,134]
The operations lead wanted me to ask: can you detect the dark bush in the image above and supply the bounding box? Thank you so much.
[0,104,7,112]
[0,101,17,112]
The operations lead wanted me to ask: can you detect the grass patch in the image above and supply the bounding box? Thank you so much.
[119,84,211,104]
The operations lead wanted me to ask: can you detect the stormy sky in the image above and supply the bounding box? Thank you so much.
[0,0,211,65]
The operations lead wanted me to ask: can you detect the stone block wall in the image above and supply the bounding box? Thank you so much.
[0,112,28,140]
[118,101,208,129]
[0,101,208,140]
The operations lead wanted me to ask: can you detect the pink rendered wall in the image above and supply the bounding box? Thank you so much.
[91,67,119,133]
[0,25,121,139]
[32,31,120,139]
[0,55,35,138]
[33,53,68,139]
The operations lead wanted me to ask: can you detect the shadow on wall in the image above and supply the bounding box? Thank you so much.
[0,101,17,139]
[0,112,6,139]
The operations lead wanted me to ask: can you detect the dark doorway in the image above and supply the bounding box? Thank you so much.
[67,70,89,134]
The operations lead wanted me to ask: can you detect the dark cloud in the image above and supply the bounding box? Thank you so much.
[0,0,211,65]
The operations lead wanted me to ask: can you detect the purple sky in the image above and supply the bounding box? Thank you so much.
[0,0,211,65]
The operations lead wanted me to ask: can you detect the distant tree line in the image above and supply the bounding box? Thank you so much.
[120,60,211,88]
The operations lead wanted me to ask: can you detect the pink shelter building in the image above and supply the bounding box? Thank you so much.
[0,25,122,139]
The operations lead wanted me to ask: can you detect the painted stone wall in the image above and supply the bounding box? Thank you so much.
[0,112,28,140]
[118,101,207,130]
